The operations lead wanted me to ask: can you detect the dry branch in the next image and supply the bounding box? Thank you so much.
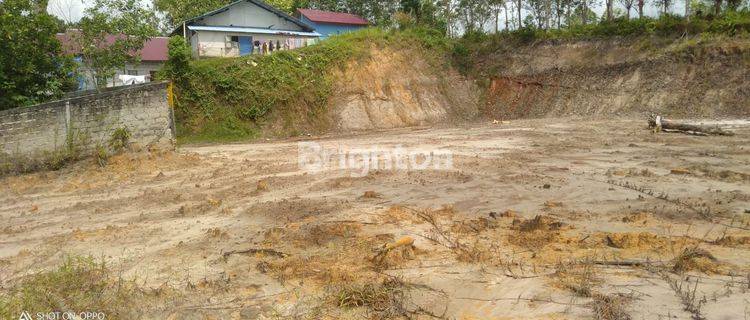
[222,248,288,259]
[649,114,734,136]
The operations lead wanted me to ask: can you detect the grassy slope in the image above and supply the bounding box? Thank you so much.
[172,28,450,145]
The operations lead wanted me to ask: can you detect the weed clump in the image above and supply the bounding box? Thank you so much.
[514,215,566,232]
[330,278,408,318]
[108,127,131,153]
[0,256,148,319]
[591,293,632,320]
[508,215,567,249]
[553,263,600,298]
[672,247,721,274]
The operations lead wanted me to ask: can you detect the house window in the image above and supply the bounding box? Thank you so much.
[226,35,239,49]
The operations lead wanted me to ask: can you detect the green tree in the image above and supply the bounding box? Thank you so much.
[0,0,76,110]
[457,0,493,32]
[569,0,598,25]
[618,0,636,19]
[397,0,448,31]
[74,0,159,88]
[306,0,400,25]
[266,0,297,12]
[162,36,192,83]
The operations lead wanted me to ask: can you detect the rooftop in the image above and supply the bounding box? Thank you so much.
[297,8,369,26]
[56,31,169,62]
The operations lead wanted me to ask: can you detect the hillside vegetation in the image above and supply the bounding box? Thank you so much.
[167,28,460,144]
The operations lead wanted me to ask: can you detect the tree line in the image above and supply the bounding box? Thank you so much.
[1,0,748,111]
[154,0,749,34]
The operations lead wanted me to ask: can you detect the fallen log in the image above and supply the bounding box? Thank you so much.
[648,114,735,136]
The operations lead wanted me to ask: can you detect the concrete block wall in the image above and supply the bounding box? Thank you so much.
[0,82,175,157]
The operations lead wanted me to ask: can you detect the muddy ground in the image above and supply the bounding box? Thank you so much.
[2,117,750,319]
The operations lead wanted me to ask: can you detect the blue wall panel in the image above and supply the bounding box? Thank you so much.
[300,16,367,38]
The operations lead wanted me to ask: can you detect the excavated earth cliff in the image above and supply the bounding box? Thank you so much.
[475,37,750,120]
[328,48,480,131]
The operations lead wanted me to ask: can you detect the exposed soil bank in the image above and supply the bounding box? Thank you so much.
[329,48,479,131]
[473,37,750,119]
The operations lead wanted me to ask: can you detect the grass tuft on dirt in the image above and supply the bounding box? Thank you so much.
[672,247,722,274]
[329,277,409,319]
[0,256,151,319]
[591,293,632,320]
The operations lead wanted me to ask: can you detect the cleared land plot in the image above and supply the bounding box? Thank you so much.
[2,118,749,319]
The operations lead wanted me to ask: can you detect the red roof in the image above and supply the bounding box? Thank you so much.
[56,31,169,62]
[141,37,169,61]
[297,9,369,26]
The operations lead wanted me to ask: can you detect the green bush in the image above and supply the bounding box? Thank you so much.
[108,127,131,152]
[158,36,192,83]
[170,27,452,144]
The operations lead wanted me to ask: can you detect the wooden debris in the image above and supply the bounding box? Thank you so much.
[385,236,415,251]
[362,191,381,199]
[372,236,415,264]
[649,114,734,136]
[223,248,288,259]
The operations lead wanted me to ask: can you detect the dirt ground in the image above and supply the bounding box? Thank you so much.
[2,117,750,319]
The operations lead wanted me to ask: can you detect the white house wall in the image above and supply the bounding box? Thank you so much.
[196,1,303,31]
[192,30,317,58]
[77,61,164,90]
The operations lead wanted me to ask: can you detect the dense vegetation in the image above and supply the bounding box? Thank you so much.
[497,11,750,41]
[0,0,76,110]
[165,27,450,144]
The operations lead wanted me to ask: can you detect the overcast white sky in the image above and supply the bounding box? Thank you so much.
[47,0,686,30]
[47,0,158,22]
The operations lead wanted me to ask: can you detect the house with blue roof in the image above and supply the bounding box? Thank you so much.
[296,9,369,38]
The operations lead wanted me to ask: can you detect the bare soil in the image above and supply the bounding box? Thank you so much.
[2,117,750,319]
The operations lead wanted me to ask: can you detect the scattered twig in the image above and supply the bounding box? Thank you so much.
[321,220,378,225]
[453,295,585,307]
[603,179,711,218]
[591,259,667,267]
[599,179,750,231]
[659,272,707,320]
[222,248,288,260]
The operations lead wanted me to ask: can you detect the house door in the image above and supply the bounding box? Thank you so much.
[239,36,253,56]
